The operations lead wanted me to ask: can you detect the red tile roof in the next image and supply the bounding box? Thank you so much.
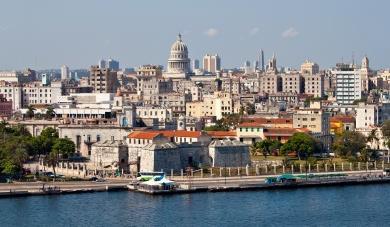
[263,128,309,136]
[239,118,293,128]
[130,130,203,139]
[241,117,293,125]
[128,131,162,140]
[205,131,237,138]
[330,116,355,124]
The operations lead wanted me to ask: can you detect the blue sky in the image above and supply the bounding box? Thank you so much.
[0,0,389,70]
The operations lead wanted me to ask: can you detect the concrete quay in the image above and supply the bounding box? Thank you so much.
[0,180,128,198]
[1,170,388,197]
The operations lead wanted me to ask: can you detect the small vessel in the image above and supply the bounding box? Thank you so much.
[128,175,176,193]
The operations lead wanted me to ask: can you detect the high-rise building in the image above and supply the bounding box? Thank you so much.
[192,59,200,70]
[203,54,221,73]
[108,58,120,71]
[89,66,118,93]
[259,49,265,71]
[332,63,361,104]
[99,59,106,69]
[41,74,50,86]
[61,65,69,80]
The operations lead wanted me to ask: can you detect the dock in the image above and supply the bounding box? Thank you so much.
[2,171,390,197]
[0,182,128,198]
[128,173,390,195]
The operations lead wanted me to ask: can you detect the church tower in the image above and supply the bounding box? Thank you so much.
[361,56,369,69]
[267,53,277,73]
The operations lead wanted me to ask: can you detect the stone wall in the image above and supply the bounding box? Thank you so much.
[209,140,250,167]
[140,143,182,172]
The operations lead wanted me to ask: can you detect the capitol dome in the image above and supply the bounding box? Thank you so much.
[170,34,188,53]
[166,34,191,75]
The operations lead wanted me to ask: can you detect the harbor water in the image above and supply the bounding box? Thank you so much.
[1,184,390,226]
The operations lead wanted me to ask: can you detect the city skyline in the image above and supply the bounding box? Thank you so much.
[0,0,389,70]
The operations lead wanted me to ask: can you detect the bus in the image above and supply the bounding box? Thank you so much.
[136,172,165,182]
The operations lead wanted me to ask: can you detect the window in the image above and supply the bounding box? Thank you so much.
[96,135,100,142]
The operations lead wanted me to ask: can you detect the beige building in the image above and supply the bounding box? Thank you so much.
[89,65,118,93]
[282,73,303,94]
[186,92,234,120]
[304,73,324,98]
[301,60,319,75]
[136,65,163,77]
[293,101,331,150]
[203,54,221,73]
[259,73,282,94]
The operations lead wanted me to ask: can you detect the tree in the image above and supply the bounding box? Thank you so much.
[382,120,390,149]
[280,133,320,160]
[40,127,59,139]
[45,151,59,181]
[52,138,75,159]
[332,131,367,159]
[269,140,282,155]
[35,127,59,157]
[26,105,36,119]
[45,106,55,120]
[204,114,242,131]
[46,138,75,181]
[255,139,273,159]
[245,103,256,115]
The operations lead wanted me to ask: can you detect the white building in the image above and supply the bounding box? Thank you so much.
[355,102,390,129]
[0,81,63,110]
[163,34,191,79]
[136,106,173,122]
[61,65,69,80]
[332,63,361,104]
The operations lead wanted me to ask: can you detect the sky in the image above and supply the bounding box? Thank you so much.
[0,0,389,70]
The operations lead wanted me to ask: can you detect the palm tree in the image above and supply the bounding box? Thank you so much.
[26,105,36,119]
[45,106,55,120]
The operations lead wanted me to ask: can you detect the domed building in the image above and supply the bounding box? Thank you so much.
[163,34,191,79]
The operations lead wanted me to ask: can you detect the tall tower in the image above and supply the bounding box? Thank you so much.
[267,53,277,73]
[361,56,369,69]
[99,59,106,69]
[61,65,69,80]
[193,59,200,70]
[108,58,119,71]
[260,49,265,71]
[203,54,221,73]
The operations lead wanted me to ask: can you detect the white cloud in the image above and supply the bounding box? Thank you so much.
[282,27,299,38]
[204,28,219,37]
[249,27,260,36]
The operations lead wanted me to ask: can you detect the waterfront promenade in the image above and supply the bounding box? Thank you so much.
[0,169,386,197]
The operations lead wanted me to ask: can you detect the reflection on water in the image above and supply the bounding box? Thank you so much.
[1,184,390,227]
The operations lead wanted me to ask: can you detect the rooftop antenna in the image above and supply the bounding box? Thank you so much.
[352,51,355,65]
